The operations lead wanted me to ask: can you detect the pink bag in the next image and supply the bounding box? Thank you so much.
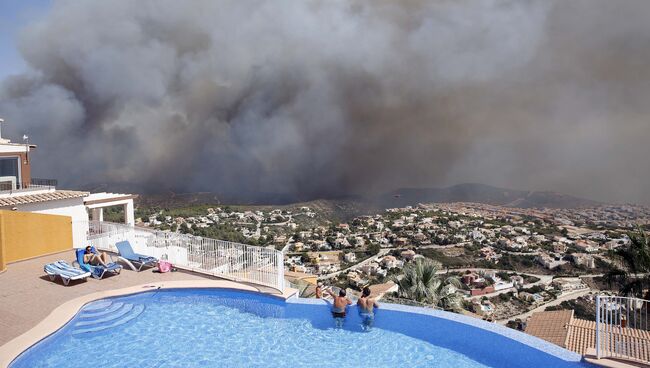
[158,260,172,273]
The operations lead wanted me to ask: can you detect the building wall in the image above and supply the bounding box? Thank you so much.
[470,285,496,296]
[0,210,72,271]
[16,197,89,247]
[0,151,30,185]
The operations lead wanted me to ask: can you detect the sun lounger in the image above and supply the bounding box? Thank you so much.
[115,241,158,272]
[44,260,91,286]
[74,247,122,279]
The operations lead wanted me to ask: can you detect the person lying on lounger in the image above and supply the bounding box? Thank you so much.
[83,246,110,267]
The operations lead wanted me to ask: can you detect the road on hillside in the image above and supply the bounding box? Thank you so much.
[496,289,593,325]
[466,274,554,301]
[435,267,550,281]
[318,249,390,281]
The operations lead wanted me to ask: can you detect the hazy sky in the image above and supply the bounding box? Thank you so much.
[1,0,649,205]
[0,1,51,78]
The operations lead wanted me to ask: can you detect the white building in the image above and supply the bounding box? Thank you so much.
[469,229,486,242]
[0,123,136,247]
[536,254,567,269]
[344,252,357,263]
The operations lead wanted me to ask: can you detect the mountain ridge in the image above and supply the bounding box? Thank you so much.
[378,183,600,209]
[80,182,602,213]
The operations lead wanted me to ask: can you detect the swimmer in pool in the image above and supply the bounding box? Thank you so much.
[357,287,379,330]
[327,288,352,328]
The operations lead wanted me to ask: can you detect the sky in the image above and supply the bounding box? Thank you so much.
[0,0,649,205]
[0,1,51,79]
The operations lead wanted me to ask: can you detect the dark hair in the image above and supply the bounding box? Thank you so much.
[85,246,92,252]
[338,289,346,297]
[362,287,371,297]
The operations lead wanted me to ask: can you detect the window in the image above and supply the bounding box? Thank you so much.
[0,157,20,188]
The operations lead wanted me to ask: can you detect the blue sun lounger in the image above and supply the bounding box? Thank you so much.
[115,241,158,271]
[44,260,91,286]
[75,247,122,279]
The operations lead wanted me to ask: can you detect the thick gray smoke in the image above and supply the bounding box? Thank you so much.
[1,0,650,203]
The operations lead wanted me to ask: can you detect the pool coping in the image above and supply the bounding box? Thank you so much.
[288,296,584,363]
[0,280,298,368]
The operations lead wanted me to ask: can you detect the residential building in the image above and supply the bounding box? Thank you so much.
[0,125,136,249]
[536,254,567,269]
[380,255,401,269]
[571,253,595,269]
[574,240,599,253]
[510,275,525,287]
[401,249,416,261]
[553,243,568,254]
[343,252,356,263]
[552,278,588,293]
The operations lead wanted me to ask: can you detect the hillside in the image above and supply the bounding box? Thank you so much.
[375,183,600,209]
[98,182,601,216]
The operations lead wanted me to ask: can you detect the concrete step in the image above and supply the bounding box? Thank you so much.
[75,303,134,326]
[78,302,125,319]
[72,304,145,335]
[81,300,113,312]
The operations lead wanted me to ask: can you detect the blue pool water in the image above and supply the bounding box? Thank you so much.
[10,289,594,368]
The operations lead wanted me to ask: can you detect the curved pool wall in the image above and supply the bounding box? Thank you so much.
[8,288,592,368]
[290,297,588,367]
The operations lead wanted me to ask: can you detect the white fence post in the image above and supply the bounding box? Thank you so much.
[596,295,601,359]
[276,251,285,291]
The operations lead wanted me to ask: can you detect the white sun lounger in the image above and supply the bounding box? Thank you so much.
[44,260,91,286]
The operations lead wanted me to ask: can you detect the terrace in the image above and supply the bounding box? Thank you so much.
[0,221,294,367]
[0,250,212,346]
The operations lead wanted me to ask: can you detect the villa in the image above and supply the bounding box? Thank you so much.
[0,126,138,271]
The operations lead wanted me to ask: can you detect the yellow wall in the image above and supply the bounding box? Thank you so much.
[0,210,73,271]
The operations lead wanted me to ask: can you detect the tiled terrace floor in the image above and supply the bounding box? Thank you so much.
[0,250,215,346]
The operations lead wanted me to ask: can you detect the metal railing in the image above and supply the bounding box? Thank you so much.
[30,178,58,187]
[0,178,58,193]
[86,221,285,292]
[596,295,650,363]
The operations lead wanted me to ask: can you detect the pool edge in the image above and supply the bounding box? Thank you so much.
[0,280,298,368]
[287,296,584,364]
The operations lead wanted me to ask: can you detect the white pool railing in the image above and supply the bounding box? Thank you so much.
[85,220,285,292]
[596,295,650,363]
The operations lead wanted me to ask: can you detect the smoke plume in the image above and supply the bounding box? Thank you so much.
[1,0,650,204]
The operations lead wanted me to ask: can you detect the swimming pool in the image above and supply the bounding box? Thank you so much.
[9,288,594,367]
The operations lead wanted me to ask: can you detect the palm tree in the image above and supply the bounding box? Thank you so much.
[392,258,463,310]
[605,229,650,299]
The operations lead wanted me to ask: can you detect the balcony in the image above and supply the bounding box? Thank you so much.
[0,178,58,195]
[590,295,650,366]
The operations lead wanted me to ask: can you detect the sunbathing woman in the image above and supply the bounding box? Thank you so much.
[83,246,110,267]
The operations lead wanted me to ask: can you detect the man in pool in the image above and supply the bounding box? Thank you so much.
[327,288,352,328]
[357,287,379,330]
[83,246,110,267]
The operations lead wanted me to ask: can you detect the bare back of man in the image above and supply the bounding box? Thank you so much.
[327,288,352,328]
[357,287,379,330]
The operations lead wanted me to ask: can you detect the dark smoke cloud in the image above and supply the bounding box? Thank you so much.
[1,0,649,204]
